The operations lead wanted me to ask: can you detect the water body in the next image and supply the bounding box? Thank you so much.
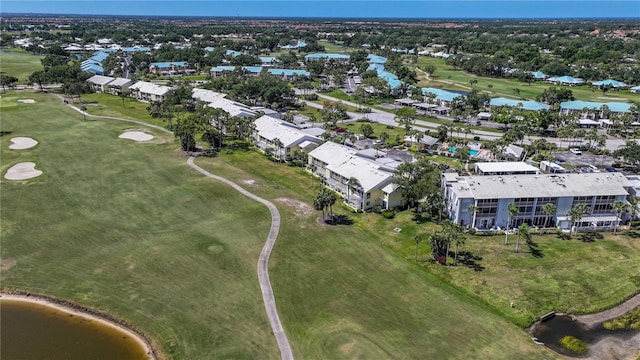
[532,314,638,356]
[0,49,15,54]
[1,299,150,360]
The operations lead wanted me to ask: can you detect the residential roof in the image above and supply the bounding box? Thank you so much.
[404,134,438,146]
[242,66,264,73]
[579,119,601,125]
[446,172,633,200]
[254,115,320,147]
[474,162,539,174]
[531,71,548,79]
[326,155,394,193]
[560,100,632,113]
[121,46,151,52]
[260,56,277,63]
[87,75,115,85]
[129,81,171,96]
[191,88,227,103]
[592,79,628,88]
[396,98,418,105]
[366,54,387,64]
[211,65,237,72]
[81,62,104,74]
[204,46,216,52]
[267,68,310,77]
[309,141,358,166]
[150,61,188,68]
[489,97,550,111]
[421,87,464,102]
[304,53,350,60]
[89,51,109,62]
[206,97,256,118]
[547,76,584,84]
[631,85,640,91]
[225,49,244,57]
[108,77,132,87]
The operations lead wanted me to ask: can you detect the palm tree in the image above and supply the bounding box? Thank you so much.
[568,204,590,235]
[119,89,130,108]
[542,203,557,228]
[313,192,326,220]
[346,177,361,210]
[612,200,629,234]
[468,204,478,229]
[272,138,284,161]
[505,203,518,245]
[517,223,532,253]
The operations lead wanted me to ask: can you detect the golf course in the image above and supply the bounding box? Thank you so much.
[6,91,639,359]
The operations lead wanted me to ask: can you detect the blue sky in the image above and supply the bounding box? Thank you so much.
[1,1,639,18]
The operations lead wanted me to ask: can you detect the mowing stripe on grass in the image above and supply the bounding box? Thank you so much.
[59,96,294,359]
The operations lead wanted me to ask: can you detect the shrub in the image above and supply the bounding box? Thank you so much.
[301,94,318,100]
[559,336,587,354]
[381,210,395,219]
[603,306,640,330]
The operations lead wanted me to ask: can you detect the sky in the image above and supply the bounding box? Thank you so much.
[1,1,639,19]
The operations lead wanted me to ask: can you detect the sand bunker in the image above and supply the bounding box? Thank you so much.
[4,162,43,180]
[17,99,36,104]
[9,137,38,150]
[119,131,154,142]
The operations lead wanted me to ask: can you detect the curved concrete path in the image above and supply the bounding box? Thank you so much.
[187,157,293,360]
[60,97,294,360]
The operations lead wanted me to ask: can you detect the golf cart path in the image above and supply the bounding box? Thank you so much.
[574,292,640,329]
[62,99,295,360]
[187,157,293,360]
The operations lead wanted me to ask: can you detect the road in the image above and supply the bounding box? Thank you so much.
[302,91,631,151]
[61,97,295,360]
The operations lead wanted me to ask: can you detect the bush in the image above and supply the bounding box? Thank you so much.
[301,94,318,100]
[603,306,640,330]
[381,210,395,219]
[559,336,587,354]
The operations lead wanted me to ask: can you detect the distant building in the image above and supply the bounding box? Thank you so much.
[304,53,350,62]
[560,100,632,118]
[86,75,115,92]
[546,76,584,86]
[149,61,194,76]
[128,81,172,103]
[473,162,539,176]
[489,97,550,111]
[591,79,628,88]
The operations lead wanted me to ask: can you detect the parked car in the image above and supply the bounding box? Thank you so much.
[569,148,582,155]
[605,167,617,173]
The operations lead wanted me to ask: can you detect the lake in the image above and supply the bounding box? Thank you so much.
[0,299,151,360]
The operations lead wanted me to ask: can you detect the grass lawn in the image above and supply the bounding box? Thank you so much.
[1,92,278,359]
[0,52,44,84]
[195,152,554,359]
[317,40,352,54]
[1,91,553,359]
[79,93,168,129]
[413,57,640,103]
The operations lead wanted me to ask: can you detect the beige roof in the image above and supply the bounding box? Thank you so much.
[129,81,171,96]
[87,75,115,85]
[254,115,320,147]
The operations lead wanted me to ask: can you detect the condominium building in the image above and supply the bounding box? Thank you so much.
[442,172,633,230]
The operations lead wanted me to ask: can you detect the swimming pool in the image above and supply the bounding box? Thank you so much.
[449,147,480,156]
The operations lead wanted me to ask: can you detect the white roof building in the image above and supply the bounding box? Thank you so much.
[253,115,321,160]
[474,162,539,176]
[87,75,115,86]
[129,81,171,96]
[191,88,227,103]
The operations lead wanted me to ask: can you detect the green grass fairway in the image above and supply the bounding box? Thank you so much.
[1,92,278,359]
[1,92,557,359]
[0,52,44,84]
[414,57,640,103]
[80,93,167,128]
[194,152,555,359]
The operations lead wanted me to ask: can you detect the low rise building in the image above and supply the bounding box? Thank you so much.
[308,142,404,211]
[149,61,194,76]
[473,162,539,176]
[128,81,172,103]
[442,172,633,230]
[252,115,321,161]
[87,75,115,93]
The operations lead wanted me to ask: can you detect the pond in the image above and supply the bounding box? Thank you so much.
[532,314,638,357]
[0,299,151,360]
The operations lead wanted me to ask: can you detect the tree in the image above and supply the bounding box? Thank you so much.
[505,203,519,245]
[359,123,374,138]
[173,116,197,151]
[468,204,478,229]
[469,79,478,88]
[430,232,450,265]
[392,158,439,209]
[568,204,590,235]
[395,106,417,135]
[443,220,465,263]
[422,64,436,77]
[612,200,629,234]
[516,224,532,253]
[346,177,362,209]
[0,73,18,93]
[119,89,130,108]
[542,203,557,228]
[313,188,337,221]
[614,141,640,167]
[272,137,284,161]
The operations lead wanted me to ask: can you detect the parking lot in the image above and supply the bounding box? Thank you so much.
[552,151,616,169]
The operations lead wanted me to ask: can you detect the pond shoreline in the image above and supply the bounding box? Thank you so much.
[0,291,161,360]
[527,292,640,360]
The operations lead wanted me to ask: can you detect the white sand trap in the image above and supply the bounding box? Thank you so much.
[4,162,43,180]
[119,131,154,142]
[17,99,36,104]
[9,137,38,150]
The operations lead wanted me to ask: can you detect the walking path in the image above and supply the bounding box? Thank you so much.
[574,292,640,329]
[187,157,293,360]
[60,97,294,360]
